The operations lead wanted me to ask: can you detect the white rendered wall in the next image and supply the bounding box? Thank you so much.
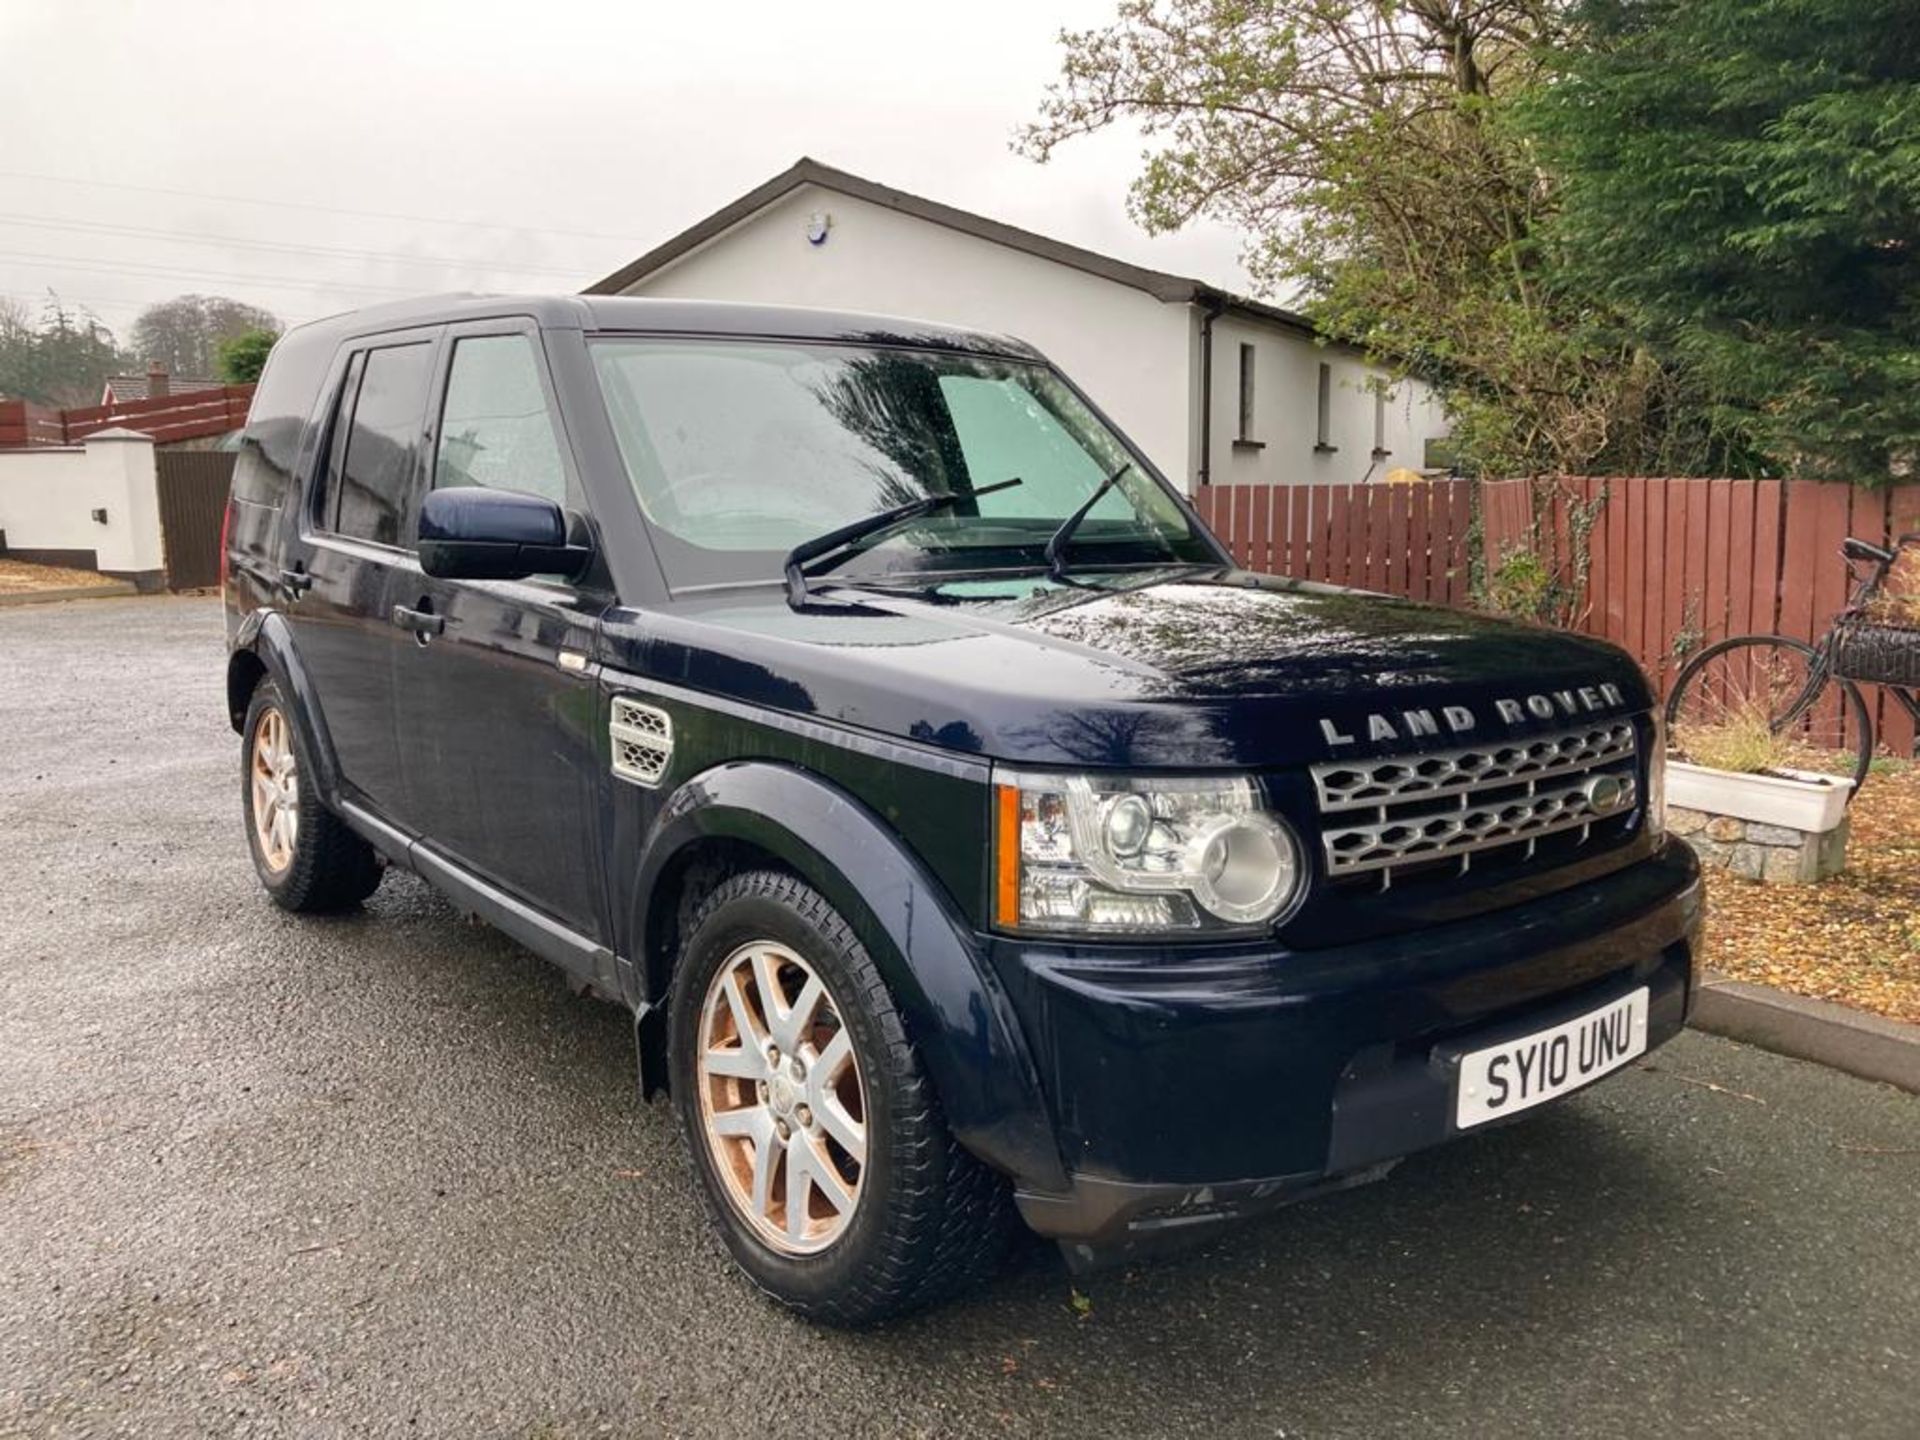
[1205,312,1452,487]
[0,430,163,576]
[621,184,1198,487]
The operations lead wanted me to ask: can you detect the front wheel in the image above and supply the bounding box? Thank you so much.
[1666,635,1873,793]
[668,871,1013,1324]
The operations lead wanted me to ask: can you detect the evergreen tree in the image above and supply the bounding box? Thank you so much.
[1532,0,1920,483]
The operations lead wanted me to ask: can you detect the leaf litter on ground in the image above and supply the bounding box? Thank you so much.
[1701,761,1920,1025]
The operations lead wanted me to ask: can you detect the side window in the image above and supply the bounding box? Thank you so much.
[313,351,365,531]
[335,342,434,546]
[234,334,331,508]
[434,335,568,504]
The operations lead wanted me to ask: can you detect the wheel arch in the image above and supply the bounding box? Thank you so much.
[628,761,1066,1193]
[227,648,268,734]
[226,609,344,804]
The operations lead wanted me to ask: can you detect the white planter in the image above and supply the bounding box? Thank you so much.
[1665,762,1852,834]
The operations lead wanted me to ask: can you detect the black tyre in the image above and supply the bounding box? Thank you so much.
[241,677,383,912]
[1666,635,1873,794]
[669,870,1014,1324]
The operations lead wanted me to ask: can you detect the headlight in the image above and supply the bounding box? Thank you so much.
[993,771,1306,934]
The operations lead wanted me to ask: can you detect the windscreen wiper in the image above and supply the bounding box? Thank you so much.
[1044,461,1133,581]
[783,476,1024,609]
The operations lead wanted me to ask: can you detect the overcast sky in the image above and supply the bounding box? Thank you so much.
[0,0,1252,346]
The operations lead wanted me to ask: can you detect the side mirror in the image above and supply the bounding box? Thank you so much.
[417,488,593,581]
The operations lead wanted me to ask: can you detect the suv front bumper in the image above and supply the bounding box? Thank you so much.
[986,840,1703,1255]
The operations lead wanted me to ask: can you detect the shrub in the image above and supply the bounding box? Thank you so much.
[216,329,278,385]
[1673,698,1793,776]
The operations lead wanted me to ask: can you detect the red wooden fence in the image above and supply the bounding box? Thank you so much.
[1191,477,1920,757]
[0,399,65,448]
[0,384,254,449]
[1193,477,1479,608]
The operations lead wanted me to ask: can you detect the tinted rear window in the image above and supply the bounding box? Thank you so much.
[232,332,330,506]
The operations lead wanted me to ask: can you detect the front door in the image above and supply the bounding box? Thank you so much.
[389,324,611,940]
[282,334,439,820]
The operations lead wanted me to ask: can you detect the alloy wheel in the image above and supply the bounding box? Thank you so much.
[250,706,299,873]
[695,940,867,1255]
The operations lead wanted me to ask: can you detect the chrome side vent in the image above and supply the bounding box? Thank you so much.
[610,696,673,788]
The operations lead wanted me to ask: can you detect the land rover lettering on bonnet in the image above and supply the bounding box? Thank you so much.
[1317,681,1629,748]
[221,295,1702,1324]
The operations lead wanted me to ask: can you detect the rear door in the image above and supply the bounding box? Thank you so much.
[388,322,612,940]
[282,330,440,819]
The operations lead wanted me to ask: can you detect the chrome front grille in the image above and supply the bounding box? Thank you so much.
[1311,721,1639,885]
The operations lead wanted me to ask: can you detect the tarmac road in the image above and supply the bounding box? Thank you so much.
[3,595,1917,1439]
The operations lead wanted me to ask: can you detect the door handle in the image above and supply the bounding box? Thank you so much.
[391,604,445,638]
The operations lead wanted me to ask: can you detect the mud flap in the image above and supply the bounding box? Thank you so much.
[634,1000,669,1102]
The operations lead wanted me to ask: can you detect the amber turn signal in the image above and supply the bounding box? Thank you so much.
[993,784,1021,927]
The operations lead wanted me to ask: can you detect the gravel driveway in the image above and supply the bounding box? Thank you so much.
[3,596,1917,1439]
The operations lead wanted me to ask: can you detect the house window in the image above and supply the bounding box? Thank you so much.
[1314,362,1337,453]
[1236,344,1257,443]
[1372,386,1391,461]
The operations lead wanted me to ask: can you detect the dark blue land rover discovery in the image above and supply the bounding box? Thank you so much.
[223,295,1702,1323]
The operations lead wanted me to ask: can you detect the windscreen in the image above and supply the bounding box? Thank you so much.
[590,338,1210,589]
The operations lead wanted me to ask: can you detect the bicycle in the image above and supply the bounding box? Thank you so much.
[1665,532,1920,795]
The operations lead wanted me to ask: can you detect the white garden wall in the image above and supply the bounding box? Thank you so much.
[0,429,165,586]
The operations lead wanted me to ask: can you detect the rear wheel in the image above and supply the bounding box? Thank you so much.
[241,678,383,911]
[1666,635,1873,793]
[669,870,1014,1324]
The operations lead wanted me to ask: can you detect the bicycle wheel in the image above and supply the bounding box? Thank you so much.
[1666,635,1873,794]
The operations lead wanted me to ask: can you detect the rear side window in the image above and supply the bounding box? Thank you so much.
[333,342,433,546]
[232,331,329,506]
[316,352,365,528]
[434,335,567,504]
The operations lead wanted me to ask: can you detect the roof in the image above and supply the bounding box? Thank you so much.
[276,292,1046,362]
[582,157,1322,340]
[103,373,220,402]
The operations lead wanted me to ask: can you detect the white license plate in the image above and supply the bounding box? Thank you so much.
[1454,987,1648,1129]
